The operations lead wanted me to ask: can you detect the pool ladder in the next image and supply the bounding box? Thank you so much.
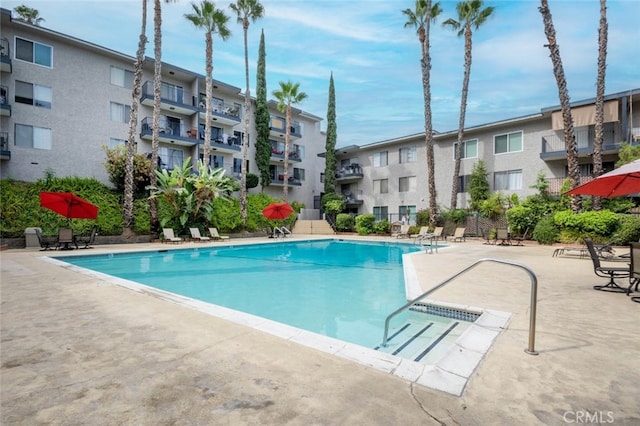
[380,258,539,355]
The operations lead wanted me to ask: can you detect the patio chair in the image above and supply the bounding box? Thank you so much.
[481,228,495,245]
[628,242,640,303]
[451,227,466,242]
[393,224,410,239]
[162,228,183,244]
[584,238,629,292]
[511,228,529,246]
[496,228,511,246]
[35,228,56,251]
[189,227,210,242]
[76,227,97,249]
[208,228,230,241]
[57,228,77,250]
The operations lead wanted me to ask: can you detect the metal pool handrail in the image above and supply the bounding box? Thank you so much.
[380,258,539,355]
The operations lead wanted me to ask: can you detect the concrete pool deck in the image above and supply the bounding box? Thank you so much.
[1,236,639,424]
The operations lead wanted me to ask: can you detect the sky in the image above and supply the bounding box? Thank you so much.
[4,0,639,148]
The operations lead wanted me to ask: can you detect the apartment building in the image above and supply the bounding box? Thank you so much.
[0,8,326,209]
[329,89,640,223]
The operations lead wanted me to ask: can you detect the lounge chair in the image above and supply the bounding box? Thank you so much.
[35,228,56,251]
[393,224,410,239]
[585,238,629,292]
[431,226,444,241]
[411,226,430,240]
[208,228,230,241]
[451,227,466,242]
[162,228,183,244]
[628,242,640,302]
[189,227,210,242]
[76,227,97,249]
[57,228,77,250]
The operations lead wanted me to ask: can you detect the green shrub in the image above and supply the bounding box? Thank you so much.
[355,214,376,235]
[373,219,390,234]
[325,199,346,216]
[553,209,619,238]
[610,214,640,245]
[440,208,469,224]
[246,173,259,189]
[335,213,355,231]
[415,209,430,226]
[532,215,559,245]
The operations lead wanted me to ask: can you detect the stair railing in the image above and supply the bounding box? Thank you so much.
[380,258,539,355]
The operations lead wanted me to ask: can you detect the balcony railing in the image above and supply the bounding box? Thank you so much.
[0,38,11,73]
[0,85,9,117]
[0,132,10,160]
[270,174,302,186]
[140,81,198,114]
[140,116,199,146]
[269,116,302,138]
[546,176,594,196]
[343,189,364,205]
[336,164,363,179]
[541,124,623,159]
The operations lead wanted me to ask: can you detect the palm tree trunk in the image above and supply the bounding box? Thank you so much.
[123,0,147,236]
[203,31,213,166]
[283,106,291,202]
[592,0,608,211]
[150,0,163,233]
[240,18,250,227]
[450,24,473,210]
[539,0,581,212]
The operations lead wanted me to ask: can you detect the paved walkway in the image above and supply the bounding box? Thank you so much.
[1,237,638,425]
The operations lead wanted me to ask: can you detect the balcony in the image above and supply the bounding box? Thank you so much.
[140,81,199,115]
[0,38,11,73]
[269,142,302,162]
[269,175,302,187]
[336,164,363,182]
[269,116,302,139]
[0,132,9,160]
[140,116,199,147]
[198,102,241,127]
[0,85,10,117]
[546,176,594,196]
[540,125,623,160]
[343,190,364,206]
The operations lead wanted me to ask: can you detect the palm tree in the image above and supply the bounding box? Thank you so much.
[403,0,442,227]
[592,0,608,211]
[13,5,45,25]
[229,0,264,228]
[539,0,581,213]
[185,1,231,168]
[443,0,494,210]
[272,81,308,202]
[122,0,149,237]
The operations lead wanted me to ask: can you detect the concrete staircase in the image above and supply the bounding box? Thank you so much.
[292,219,335,235]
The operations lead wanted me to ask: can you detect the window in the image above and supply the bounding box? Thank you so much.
[373,151,388,167]
[373,179,388,194]
[159,147,184,169]
[293,168,305,181]
[15,37,52,67]
[109,138,126,148]
[110,102,131,123]
[234,130,249,147]
[15,81,52,108]
[15,124,52,150]
[494,131,523,154]
[399,176,416,193]
[373,206,388,221]
[110,66,134,89]
[399,205,416,223]
[494,170,522,190]
[233,158,248,174]
[399,146,416,163]
[457,175,470,193]
[454,139,478,159]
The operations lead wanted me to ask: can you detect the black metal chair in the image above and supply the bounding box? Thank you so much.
[584,238,630,292]
[35,228,55,251]
[76,227,97,249]
[628,242,640,303]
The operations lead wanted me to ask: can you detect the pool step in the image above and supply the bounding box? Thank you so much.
[373,311,466,364]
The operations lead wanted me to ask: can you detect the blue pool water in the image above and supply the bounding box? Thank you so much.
[58,239,424,348]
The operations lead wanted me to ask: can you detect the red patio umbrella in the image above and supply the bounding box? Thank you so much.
[40,192,99,219]
[564,159,640,197]
[262,202,294,220]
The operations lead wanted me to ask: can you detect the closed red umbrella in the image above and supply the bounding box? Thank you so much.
[564,159,640,197]
[262,202,294,220]
[40,192,99,219]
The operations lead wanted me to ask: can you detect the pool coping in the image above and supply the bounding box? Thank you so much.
[43,241,511,396]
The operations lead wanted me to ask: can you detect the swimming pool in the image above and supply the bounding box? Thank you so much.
[52,238,510,395]
[57,239,426,348]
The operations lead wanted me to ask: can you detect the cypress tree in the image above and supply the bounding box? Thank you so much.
[324,72,337,195]
[255,29,271,189]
